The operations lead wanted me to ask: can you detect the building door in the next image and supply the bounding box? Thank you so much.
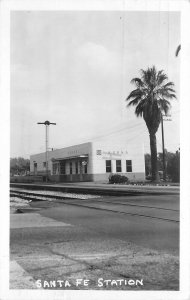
[34,163,37,175]
[79,161,83,181]
[79,160,88,181]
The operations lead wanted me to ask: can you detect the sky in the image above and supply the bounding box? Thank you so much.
[11,11,180,158]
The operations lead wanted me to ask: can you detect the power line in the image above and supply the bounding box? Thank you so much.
[51,121,145,149]
[53,126,146,150]
[89,123,144,141]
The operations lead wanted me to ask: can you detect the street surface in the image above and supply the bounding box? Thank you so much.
[10,190,179,290]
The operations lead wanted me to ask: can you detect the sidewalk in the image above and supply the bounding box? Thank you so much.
[10,208,179,290]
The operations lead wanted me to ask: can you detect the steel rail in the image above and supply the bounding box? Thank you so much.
[10,190,179,212]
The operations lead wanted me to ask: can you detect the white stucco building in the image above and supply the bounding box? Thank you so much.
[30,139,145,182]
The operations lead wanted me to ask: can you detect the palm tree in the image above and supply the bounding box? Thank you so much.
[126,66,176,182]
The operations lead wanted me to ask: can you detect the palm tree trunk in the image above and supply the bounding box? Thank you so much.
[149,133,160,182]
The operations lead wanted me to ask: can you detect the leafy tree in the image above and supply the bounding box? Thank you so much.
[126,66,176,181]
[157,151,167,172]
[167,150,180,182]
[145,150,180,182]
[10,157,30,175]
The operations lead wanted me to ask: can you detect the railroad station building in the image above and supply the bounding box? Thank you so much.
[30,139,145,182]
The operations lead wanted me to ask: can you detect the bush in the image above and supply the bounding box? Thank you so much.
[109,174,129,184]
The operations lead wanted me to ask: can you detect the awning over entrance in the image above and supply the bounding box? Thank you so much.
[51,154,88,162]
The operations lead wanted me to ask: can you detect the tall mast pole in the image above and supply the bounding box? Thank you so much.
[37,120,56,182]
[45,123,48,181]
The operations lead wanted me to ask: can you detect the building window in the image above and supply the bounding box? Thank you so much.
[75,161,78,174]
[84,163,87,174]
[106,160,112,173]
[116,160,122,172]
[126,160,132,172]
[60,162,65,174]
[70,162,72,174]
[53,163,58,175]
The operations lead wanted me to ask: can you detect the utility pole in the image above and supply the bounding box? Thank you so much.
[37,120,56,182]
[161,114,172,181]
[161,115,166,181]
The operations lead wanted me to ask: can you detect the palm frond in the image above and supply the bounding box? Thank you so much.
[156,70,164,78]
[163,88,176,93]
[126,89,143,101]
[130,78,144,87]
[157,73,168,86]
[160,91,176,99]
[127,96,144,107]
[163,82,175,89]
[157,99,171,110]
[175,45,181,57]
[135,102,145,117]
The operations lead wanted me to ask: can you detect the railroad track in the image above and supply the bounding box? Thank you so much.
[10,189,179,223]
[10,189,178,211]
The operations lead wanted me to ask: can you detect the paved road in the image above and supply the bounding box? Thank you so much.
[35,194,179,253]
[10,193,179,290]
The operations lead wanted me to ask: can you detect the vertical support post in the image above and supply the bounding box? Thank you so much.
[161,115,166,181]
[37,120,56,182]
[45,124,49,182]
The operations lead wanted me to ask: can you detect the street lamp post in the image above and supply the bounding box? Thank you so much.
[37,120,56,182]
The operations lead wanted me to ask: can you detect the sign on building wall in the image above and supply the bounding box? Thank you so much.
[96,149,128,159]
